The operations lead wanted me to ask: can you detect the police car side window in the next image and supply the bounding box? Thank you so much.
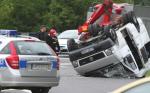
[1,44,10,54]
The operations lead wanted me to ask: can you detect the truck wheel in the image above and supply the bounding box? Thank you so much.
[67,39,78,52]
[88,24,101,36]
[109,28,117,42]
[103,26,117,41]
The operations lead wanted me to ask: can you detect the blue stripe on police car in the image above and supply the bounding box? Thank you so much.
[0,59,6,68]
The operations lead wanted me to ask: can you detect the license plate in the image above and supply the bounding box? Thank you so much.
[32,64,51,70]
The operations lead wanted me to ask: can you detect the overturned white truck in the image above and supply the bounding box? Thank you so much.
[67,2,150,78]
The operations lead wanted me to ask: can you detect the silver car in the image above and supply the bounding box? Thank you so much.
[58,30,78,54]
[0,35,60,93]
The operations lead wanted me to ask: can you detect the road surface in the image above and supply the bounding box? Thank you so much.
[1,58,136,93]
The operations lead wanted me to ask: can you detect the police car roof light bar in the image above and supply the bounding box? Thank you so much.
[0,30,17,36]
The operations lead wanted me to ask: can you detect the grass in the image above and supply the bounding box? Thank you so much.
[145,70,150,77]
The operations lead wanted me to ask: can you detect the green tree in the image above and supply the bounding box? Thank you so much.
[0,0,134,32]
[12,0,49,32]
[43,1,78,31]
[0,0,14,29]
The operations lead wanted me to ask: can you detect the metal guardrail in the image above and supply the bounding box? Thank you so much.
[134,6,150,17]
[142,18,150,36]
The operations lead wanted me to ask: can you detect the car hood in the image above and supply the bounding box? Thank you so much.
[58,39,68,45]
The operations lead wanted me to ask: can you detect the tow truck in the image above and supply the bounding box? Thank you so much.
[67,0,150,78]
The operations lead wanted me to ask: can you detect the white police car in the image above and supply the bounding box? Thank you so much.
[0,30,60,93]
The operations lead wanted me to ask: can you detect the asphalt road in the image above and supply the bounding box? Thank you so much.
[1,58,136,93]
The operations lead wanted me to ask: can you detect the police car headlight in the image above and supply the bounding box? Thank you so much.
[72,61,78,68]
[105,49,113,56]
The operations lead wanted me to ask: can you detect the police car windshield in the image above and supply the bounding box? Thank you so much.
[14,41,55,55]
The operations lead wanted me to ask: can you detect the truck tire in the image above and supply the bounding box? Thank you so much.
[103,26,117,42]
[67,39,78,52]
[88,23,101,36]
[109,28,117,42]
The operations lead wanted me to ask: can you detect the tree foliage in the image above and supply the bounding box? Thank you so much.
[0,0,137,32]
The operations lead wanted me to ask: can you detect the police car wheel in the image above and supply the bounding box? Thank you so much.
[67,39,78,52]
[31,87,51,93]
[41,87,50,93]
